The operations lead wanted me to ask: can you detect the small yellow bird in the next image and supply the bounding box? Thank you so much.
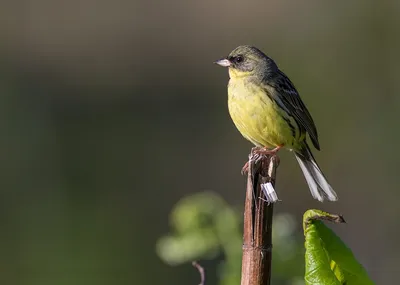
[215,45,338,202]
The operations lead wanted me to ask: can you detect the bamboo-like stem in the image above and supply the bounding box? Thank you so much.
[240,153,279,285]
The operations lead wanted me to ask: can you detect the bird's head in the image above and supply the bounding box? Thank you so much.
[215,45,277,79]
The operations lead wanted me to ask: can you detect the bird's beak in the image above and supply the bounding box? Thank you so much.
[214,58,231,67]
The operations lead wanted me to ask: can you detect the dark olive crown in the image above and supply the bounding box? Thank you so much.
[227,45,278,73]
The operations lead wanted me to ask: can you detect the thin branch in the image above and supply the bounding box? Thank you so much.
[192,261,205,285]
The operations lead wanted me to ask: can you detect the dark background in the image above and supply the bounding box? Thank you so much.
[1,0,399,284]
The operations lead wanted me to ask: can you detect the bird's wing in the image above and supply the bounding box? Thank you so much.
[263,71,320,150]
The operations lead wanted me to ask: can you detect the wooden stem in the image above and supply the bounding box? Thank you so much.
[240,154,279,285]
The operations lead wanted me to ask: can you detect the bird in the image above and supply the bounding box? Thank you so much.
[215,45,338,202]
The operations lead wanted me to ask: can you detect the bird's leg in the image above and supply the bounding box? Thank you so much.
[254,145,283,156]
[241,145,283,175]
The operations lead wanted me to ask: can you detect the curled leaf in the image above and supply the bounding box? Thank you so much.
[303,209,375,285]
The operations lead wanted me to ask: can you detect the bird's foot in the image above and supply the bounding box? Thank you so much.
[241,145,283,175]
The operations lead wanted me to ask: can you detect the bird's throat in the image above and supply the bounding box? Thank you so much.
[228,68,252,79]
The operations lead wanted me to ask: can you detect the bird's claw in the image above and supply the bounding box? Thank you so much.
[241,162,249,175]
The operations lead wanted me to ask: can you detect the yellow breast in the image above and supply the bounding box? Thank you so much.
[227,77,294,148]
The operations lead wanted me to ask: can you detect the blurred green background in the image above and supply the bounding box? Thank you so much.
[1,0,399,284]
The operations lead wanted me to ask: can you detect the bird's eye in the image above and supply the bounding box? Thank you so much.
[235,56,244,63]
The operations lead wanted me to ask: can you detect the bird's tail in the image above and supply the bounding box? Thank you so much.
[294,143,338,202]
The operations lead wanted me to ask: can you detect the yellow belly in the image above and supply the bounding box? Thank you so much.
[227,78,295,149]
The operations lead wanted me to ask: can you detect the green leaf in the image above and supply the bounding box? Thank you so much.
[156,192,241,265]
[303,209,375,285]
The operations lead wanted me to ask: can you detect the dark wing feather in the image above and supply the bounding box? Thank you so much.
[264,70,320,150]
